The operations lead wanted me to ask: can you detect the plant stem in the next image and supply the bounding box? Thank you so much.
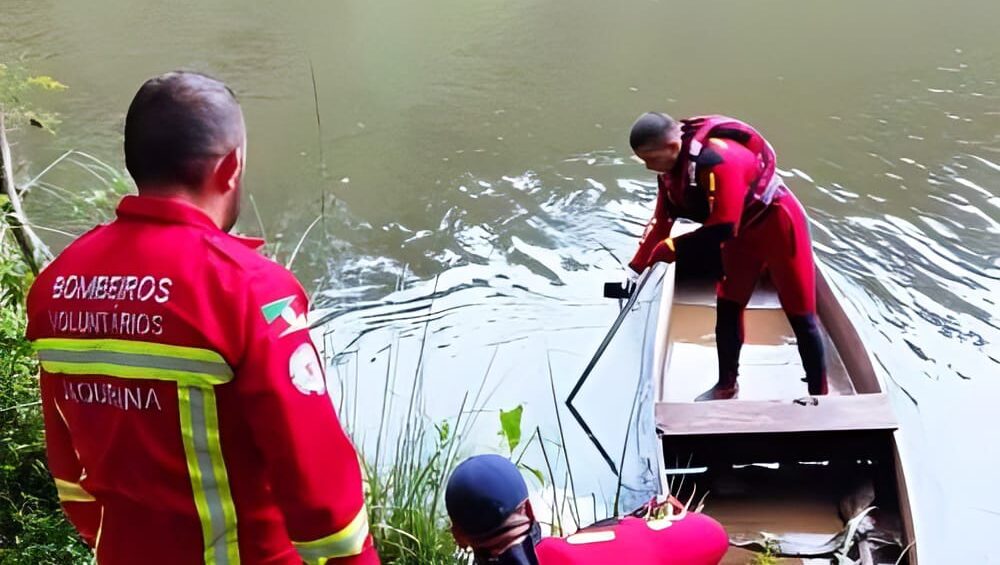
[0,110,51,274]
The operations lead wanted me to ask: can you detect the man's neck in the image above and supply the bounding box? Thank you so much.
[136,186,224,230]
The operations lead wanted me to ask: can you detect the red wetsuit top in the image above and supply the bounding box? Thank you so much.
[536,514,729,565]
[27,195,379,565]
[629,129,816,316]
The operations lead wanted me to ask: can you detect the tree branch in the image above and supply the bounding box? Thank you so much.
[0,109,52,275]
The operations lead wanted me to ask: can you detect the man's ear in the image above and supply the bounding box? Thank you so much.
[524,499,536,522]
[214,146,242,193]
[668,138,683,156]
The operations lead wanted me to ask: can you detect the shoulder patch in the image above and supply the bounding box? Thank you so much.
[262,295,296,324]
[289,342,326,395]
[261,295,310,337]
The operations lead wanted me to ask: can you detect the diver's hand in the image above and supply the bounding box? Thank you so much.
[625,264,641,285]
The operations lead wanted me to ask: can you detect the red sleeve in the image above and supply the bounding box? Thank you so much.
[235,268,378,565]
[629,175,676,272]
[699,138,757,236]
[39,374,102,548]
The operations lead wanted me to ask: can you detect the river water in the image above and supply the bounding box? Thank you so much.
[3,0,999,561]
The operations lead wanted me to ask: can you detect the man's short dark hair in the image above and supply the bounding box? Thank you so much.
[124,71,244,187]
[629,112,677,151]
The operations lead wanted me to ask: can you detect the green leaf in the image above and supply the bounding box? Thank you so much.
[436,420,451,443]
[520,464,546,487]
[498,405,523,454]
[26,75,68,91]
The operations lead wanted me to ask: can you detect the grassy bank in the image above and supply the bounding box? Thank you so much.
[0,62,94,564]
[0,224,91,564]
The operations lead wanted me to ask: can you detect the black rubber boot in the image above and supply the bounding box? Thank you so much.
[788,313,828,395]
[696,298,745,402]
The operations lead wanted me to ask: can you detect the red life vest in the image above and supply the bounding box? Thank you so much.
[674,115,785,226]
[534,514,729,565]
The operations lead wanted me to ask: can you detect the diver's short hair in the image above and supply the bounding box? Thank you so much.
[629,112,678,151]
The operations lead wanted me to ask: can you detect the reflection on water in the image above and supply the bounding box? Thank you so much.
[3,0,999,560]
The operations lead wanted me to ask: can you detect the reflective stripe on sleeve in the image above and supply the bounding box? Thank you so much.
[293,505,370,564]
[54,478,96,503]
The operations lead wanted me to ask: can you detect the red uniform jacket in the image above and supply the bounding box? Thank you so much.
[27,195,379,565]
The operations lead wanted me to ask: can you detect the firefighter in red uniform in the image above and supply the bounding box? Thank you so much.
[26,72,379,564]
[446,455,729,565]
[626,112,827,400]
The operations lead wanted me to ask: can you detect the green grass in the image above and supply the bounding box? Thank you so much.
[337,277,471,564]
[360,413,466,565]
[0,232,91,564]
[333,283,562,564]
[747,536,781,565]
[0,69,130,560]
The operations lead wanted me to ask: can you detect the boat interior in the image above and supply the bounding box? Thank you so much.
[653,260,915,564]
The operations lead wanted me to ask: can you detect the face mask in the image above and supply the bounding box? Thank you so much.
[473,522,541,565]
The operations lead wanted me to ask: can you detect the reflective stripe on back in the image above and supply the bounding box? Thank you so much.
[179,386,240,565]
[33,338,233,386]
[34,337,240,563]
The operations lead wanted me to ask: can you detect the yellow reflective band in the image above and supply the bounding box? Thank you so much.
[33,338,232,387]
[203,387,240,565]
[293,505,370,564]
[179,387,214,563]
[664,238,675,252]
[38,361,230,387]
[708,172,717,213]
[34,338,227,363]
[54,478,95,503]
[179,387,240,565]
